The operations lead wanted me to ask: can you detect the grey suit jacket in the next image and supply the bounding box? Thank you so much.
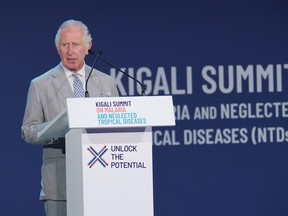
[21,63,119,200]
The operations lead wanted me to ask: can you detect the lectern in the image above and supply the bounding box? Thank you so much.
[38,96,175,216]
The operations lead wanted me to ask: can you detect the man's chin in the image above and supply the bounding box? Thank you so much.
[64,64,78,72]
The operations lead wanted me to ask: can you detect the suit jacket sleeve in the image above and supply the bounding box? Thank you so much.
[21,80,51,144]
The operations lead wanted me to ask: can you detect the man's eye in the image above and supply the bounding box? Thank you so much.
[60,43,80,48]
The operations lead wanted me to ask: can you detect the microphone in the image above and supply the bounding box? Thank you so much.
[85,50,102,97]
[88,49,146,96]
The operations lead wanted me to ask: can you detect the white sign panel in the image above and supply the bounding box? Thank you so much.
[66,96,175,129]
[81,130,153,216]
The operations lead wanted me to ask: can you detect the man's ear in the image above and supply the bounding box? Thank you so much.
[86,42,92,55]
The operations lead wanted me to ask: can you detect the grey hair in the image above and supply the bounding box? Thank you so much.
[55,19,92,49]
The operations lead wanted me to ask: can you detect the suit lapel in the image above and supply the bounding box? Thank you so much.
[51,64,74,98]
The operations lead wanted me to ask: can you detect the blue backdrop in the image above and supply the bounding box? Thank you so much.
[2,0,288,215]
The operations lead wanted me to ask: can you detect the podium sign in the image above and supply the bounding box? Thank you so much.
[66,127,153,216]
[66,95,175,128]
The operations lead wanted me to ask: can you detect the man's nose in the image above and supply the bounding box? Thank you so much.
[67,44,75,54]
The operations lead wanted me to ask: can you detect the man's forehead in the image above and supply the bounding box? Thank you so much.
[60,28,84,40]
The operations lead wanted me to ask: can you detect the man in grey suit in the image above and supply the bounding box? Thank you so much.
[21,19,119,216]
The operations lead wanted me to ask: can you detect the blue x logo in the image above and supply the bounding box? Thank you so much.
[87,146,108,168]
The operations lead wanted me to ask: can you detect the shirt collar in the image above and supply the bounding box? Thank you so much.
[61,62,86,78]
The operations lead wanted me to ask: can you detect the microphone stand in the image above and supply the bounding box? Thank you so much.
[88,49,146,96]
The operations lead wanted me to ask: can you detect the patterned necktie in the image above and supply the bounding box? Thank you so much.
[72,73,85,97]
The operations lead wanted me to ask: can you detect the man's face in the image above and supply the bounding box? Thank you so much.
[57,27,90,72]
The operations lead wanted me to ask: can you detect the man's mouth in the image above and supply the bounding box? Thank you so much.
[67,58,76,63]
